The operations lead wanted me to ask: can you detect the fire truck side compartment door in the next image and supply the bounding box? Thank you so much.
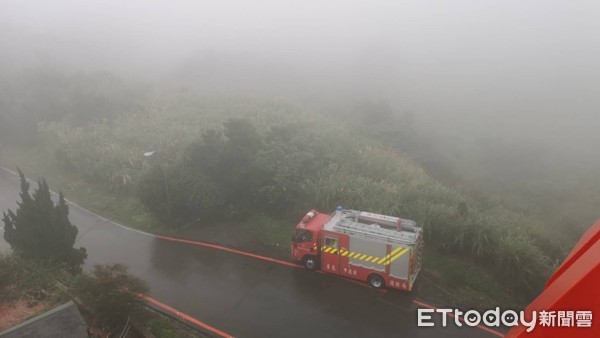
[322,236,340,274]
[389,245,410,280]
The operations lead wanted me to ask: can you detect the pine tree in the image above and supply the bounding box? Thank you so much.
[2,169,86,271]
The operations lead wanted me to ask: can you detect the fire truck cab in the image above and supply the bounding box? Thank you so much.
[291,207,423,291]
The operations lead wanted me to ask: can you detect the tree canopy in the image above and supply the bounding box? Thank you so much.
[2,170,86,270]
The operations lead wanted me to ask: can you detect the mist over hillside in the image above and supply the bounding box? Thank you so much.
[1,0,600,309]
[2,1,598,107]
[2,0,599,231]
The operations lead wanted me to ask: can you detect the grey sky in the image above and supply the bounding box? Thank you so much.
[1,0,599,125]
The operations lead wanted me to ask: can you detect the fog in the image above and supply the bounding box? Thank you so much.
[2,1,600,306]
[2,1,600,177]
[2,1,598,108]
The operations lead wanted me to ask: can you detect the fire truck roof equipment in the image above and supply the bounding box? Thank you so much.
[324,209,421,246]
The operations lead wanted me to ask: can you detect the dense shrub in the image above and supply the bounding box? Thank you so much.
[137,118,327,221]
[73,264,149,334]
[0,253,72,303]
[138,164,222,222]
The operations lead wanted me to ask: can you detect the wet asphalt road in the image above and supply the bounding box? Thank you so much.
[0,168,501,338]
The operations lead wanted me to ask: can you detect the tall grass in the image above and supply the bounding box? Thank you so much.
[38,95,554,299]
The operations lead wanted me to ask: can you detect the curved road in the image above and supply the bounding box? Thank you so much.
[0,168,502,338]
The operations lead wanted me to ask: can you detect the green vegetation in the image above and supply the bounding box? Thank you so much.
[409,113,599,256]
[418,250,521,310]
[2,170,86,271]
[34,95,551,301]
[0,169,190,335]
[2,68,592,307]
[0,254,192,337]
[143,315,203,338]
[146,318,182,338]
[0,69,143,146]
[0,253,72,305]
[73,264,148,333]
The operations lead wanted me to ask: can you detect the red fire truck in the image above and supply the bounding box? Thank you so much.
[291,207,424,291]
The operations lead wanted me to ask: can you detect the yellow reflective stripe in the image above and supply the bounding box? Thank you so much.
[342,249,409,263]
[385,246,404,260]
[390,249,408,263]
[376,246,405,265]
[390,246,405,256]
[324,247,332,253]
[331,249,338,254]
[389,248,410,263]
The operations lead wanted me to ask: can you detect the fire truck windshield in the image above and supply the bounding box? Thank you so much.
[294,229,313,243]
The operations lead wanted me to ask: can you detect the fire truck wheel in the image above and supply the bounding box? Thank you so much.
[368,274,385,289]
[303,256,318,270]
